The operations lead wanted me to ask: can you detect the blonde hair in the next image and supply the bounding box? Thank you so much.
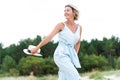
[65,4,79,20]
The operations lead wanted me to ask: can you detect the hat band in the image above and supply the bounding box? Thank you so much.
[27,49,31,53]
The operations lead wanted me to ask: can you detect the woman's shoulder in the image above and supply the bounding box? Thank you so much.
[55,22,65,30]
[77,24,82,35]
[76,23,82,34]
[76,23,82,29]
[76,23,81,27]
[56,22,65,26]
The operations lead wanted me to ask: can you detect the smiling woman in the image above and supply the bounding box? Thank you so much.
[28,4,82,80]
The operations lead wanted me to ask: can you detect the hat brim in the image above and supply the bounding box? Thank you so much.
[23,49,42,56]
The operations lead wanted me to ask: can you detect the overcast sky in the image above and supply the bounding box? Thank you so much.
[0,0,120,47]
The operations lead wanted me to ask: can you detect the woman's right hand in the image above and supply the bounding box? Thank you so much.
[30,47,39,55]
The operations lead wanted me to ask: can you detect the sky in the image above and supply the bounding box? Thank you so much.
[0,0,120,48]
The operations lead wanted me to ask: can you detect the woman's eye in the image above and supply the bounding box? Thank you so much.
[65,10,69,12]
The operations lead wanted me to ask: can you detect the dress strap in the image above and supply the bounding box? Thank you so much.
[62,22,66,26]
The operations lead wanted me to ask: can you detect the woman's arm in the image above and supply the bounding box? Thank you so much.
[31,22,64,54]
[75,25,82,54]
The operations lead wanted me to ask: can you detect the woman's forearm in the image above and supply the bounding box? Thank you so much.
[36,35,52,49]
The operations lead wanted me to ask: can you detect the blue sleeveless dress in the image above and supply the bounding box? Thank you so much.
[54,23,81,80]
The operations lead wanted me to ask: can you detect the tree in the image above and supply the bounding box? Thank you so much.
[1,55,16,72]
[87,44,97,55]
[102,37,115,68]
[0,43,5,65]
[111,36,120,57]
[90,39,104,55]
[5,44,17,61]
[80,40,89,54]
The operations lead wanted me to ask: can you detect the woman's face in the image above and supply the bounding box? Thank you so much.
[64,7,75,20]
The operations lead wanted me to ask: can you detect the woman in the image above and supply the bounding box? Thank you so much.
[31,4,82,80]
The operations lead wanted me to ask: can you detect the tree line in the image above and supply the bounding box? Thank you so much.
[0,35,120,77]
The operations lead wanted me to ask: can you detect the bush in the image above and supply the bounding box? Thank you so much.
[39,57,58,74]
[81,54,109,71]
[97,55,110,70]
[116,57,120,69]
[9,68,20,77]
[18,56,58,76]
[89,71,104,79]
[1,55,16,72]
[0,68,19,77]
[18,56,42,75]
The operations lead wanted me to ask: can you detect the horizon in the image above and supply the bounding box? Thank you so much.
[0,34,119,48]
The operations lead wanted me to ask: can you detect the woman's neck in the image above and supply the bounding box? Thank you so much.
[66,19,75,26]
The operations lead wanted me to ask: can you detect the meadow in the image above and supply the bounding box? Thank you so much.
[0,70,120,80]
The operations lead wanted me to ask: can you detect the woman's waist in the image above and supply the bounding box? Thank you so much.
[59,40,75,48]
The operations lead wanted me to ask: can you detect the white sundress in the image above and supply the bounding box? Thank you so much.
[54,23,81,80]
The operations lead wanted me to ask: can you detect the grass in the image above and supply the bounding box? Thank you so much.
[81,70,120,80]
[39,75,58,80]
[0,75,58,80]
[81,69,120,76]
[102,70,120,76]
[89,71,104,79]
[0,70,120,80]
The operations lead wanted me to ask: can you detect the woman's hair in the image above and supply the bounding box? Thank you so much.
[65,4,79,20]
